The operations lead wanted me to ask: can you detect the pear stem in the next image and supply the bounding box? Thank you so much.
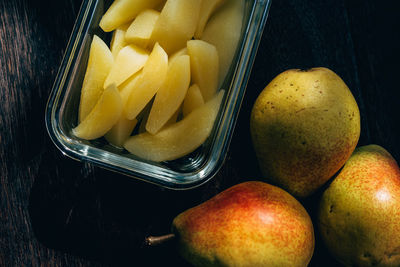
[145,233,176,246]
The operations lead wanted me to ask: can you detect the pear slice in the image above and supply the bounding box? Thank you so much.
[124,90,224,162]
[182,84,204,117]
[110,23,130,58]
[150,0,202,54]
[194,0,227,39]
[119,70,142,107]
[165,105,181,126]
[104,44,148,88]
[138,100,153,134]
[124,42,168,120]
[105,117,138,148]
[99,0,165,32]
[187,40,219,101]
[202,0,244,86]
[125,9,160,48]
[145,55,190,134]
[78,35,114,122]
[169,47,187,64]
[73,84,122,140]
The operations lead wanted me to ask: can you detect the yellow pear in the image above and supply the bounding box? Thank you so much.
[250,67,360,198]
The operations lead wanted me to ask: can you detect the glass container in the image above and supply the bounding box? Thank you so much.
[46,0,272,189]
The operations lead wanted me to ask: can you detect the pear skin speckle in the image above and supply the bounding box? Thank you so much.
[318,145,400,266]
[250,67,360,198]
[173,181,315,267]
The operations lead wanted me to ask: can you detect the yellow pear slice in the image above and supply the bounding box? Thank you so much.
[145,55,191,134]
[124,90,224,162]
[202,0,244,86]
[104,44,148,88]
[110,23,130,58]
[119,71,142,107]
[73,84,122,140]
[105,117,138,148]
[187,40,219,101]
[194,0,227,38]
[138,100,153,134]
[165,105,181,126]
[78,35,114,122]
[125,9,160,48]
[99,0,165,32]
[124,43,168,120]
[169,47,187,64]
[182,84,204,117]
[150,0,202,54]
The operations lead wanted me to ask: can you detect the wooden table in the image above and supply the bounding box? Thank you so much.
[1,0,399,266]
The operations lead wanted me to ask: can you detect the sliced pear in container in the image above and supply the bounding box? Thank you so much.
[105,117,138,148]
[137,101,153,134]
[169,47,187,64]
[150,0,202,54]
[104,44,148,88]
[124,42,168,120]
[119,71,142,107]
[187,40,219,101]
[124,90,224,162]
[78,35,114,122]
[182,84,204,117]
[73,84,122,140]
[110,23,130,58]
[202,0,244,86]
[99,0,164,32]
[194,0,227,39]
[145,55,190,134]
[125,9,160,49]
[164,105,181,127]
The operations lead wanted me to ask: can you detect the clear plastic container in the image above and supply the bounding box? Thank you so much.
[45,0,272,189]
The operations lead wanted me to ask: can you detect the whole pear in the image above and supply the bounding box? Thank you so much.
[250,67,360,198]
[172,181,315,267]
[318,145,400,266]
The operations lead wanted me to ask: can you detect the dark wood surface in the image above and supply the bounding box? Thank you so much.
[1,0,399,266]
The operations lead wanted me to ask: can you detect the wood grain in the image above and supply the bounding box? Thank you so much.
[1,0,399,266]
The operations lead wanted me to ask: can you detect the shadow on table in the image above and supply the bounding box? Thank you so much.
[28,142,341,266]
[27,142,247,266]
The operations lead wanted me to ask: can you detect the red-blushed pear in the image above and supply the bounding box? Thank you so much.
[146,181,315,267]
[318,145,400,266]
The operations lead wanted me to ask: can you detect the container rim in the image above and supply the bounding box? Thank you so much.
[45,0,272,190]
